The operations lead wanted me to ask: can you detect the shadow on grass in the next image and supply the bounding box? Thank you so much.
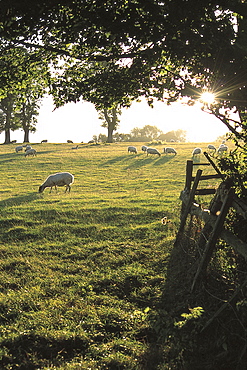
[0,333,89,369]
[142,229,247,369]
[33,150,57,155]
[0,192,40,208]
[0,150,55,163]
[99,154,131,167]
[124,155,175,169]
[99,153,177,170]
[0,153,21,164]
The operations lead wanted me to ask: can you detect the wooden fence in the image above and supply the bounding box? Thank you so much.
[174,152,247,293]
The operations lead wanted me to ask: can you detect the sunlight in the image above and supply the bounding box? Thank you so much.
[200,91,215,105]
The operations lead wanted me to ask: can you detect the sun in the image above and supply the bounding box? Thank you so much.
[200,91,215,105]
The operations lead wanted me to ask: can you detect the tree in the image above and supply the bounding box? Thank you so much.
[159,129,187,142]
[17,97,39,143]
[0,46,49,143]
[130,125,163,141]
[113,132,132,142]
[1,2,246,117]
[0,94,17,144]
[0,1,247,151]
[97,105,121,143]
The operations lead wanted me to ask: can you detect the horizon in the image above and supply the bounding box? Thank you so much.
[0,96,228,144]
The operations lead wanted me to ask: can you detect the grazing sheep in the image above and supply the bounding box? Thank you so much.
[128,146,137,154]
[146,147,161,157]
[11,140,17,143]
[141,145,148,152]
[67,140,73,143]
[41,139,48,143]
[25,145,32,152]
[39,172,74,193]
[164,147,177,155]
[192,147,202,157]
[15,145,23,153]
[207,144,216,153]
[25,148,36,157]
[217,144,228,154]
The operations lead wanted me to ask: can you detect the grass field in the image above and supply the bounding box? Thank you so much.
[0,141,241,369]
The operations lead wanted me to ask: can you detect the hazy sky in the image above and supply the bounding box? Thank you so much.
[0,96,228,144]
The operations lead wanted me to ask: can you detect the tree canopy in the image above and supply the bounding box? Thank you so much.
[0,1,246,146]
[130,125,163,142]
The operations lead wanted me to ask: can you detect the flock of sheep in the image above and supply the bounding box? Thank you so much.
[12,141,228,194]
[127,142,228,158]
[15,144,37,157]
[127,145,177,156]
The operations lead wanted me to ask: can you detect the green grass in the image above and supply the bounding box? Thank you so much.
[0,141,242,370]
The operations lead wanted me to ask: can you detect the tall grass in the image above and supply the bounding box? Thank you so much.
[0,141,234,369]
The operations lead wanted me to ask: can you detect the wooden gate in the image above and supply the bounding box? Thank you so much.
[174,152,247,294]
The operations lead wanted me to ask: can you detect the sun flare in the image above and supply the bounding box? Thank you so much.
[200,91,215,105]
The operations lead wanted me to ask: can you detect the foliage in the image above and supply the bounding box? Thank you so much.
[93,126,188,143]
[0,1,246,144]
[0,95,19,140]
[130,125,163,142]
[158,129,187,143]
[174,307,204,329]
[217,149,247,195]
[0,47,50,143]
[97,104,122,143]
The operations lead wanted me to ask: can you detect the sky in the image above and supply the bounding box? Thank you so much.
[0,95,228,144]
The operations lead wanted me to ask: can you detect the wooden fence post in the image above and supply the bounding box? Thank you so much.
[174,169,202,247]
[185,160,193,191]
[197,192,223,251]
[191,188,235,292]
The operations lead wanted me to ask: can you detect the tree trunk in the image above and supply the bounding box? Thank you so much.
[107,125,114,143]
[4,97,13,144]
[23,127,30,143]
[106,108,117,143]
[4,128,11,144]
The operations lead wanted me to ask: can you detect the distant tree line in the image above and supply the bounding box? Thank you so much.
[93,126,187,143]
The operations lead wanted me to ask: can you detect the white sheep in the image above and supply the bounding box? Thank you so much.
[146,147,161,157]
[39,172,74,193]
[141,145,148,152]
[128,146,137,154]
[207,144,216,153]
[217,144,228,154]
[192,147,202,158]
[164,147,177,155]
[25,145,32,152]
[15,145,23,153]
[25,148,36,157]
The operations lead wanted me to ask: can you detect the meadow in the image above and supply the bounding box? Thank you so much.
[0,141,238,369]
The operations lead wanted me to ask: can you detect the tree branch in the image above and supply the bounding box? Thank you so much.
[9,39,154,63]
